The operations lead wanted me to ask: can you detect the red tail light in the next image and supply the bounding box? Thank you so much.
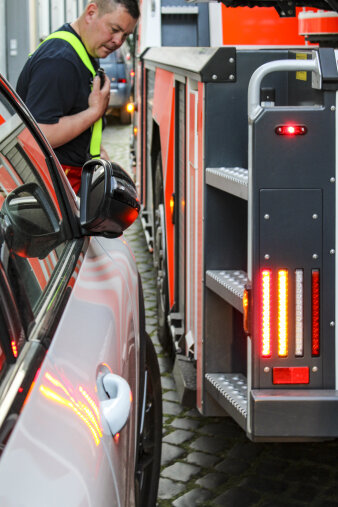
[312,269,320,356]
[261,269,272,357]
[118,78,127,83]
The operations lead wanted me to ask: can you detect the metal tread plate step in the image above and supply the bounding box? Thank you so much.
[206,167,248,200]
[206,270,247,313]
[205,373,247,430]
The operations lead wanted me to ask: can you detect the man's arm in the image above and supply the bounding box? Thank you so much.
[38,75,110,148]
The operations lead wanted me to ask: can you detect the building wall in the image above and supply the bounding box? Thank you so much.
[1,0,85,84]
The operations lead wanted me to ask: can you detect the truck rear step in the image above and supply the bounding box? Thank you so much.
[205,373,247,430]
[206,270,247,314]
[206,167,248,200]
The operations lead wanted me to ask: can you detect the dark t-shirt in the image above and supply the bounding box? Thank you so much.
[16,24,99,167]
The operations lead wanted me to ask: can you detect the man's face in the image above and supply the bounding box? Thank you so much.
[84,3,137,58]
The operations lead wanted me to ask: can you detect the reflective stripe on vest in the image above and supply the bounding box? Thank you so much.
[36,31,102,159]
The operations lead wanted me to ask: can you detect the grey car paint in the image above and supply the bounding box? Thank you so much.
[0,235,140,507]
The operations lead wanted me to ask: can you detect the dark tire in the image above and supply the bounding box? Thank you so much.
[135,333,162,507]
[153,155,172,353]
[120,106,131,125]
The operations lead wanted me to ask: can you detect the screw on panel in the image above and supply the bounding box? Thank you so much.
[264,214,270,220]
[330,249,335,255]
[331,106,336,111]
[264,367,270,373]
[264,254,270,260]
[312,253,318,259]
[330,177,335,183]
[212,74,217,80]
[312,366,318,373]
[312,214,318,219]
[330,321,335,327]
[229,74,235,81]
[229,57,235,63]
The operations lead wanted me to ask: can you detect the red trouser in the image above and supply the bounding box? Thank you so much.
[62,165,82,194]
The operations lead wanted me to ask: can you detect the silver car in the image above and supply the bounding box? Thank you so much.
[0,75,162,506]
[100,47,133,124]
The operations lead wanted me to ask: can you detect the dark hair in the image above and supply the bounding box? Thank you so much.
[96,0,140,19]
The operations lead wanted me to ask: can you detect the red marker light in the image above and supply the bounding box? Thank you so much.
[275,125,307,136]
[261,269,272,358]
[312,269,320,356]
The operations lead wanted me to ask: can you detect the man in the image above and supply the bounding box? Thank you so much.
[17,0,139,193]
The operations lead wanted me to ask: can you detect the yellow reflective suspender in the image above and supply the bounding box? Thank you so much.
[35,31,102,159]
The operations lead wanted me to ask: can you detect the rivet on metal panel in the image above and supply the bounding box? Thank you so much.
[264,214,270,220]
[312,214,318,219]
[312,254,318,259]
[264,254,270,260]
[330,321,335,327]
[330,177,335,183]
[229,75,235,81]
[229,58,235,64]
[264,367,270,373]
[212,74,217,80]
[330,249,335,255]
[312,366,318,373]
[331,106,336,111]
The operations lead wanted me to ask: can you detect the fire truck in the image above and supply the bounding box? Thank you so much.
[131,0,338,440]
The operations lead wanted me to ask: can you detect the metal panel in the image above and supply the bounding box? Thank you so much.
[251,389,338,438]
[143,47,236,83]
[251,104,336,391]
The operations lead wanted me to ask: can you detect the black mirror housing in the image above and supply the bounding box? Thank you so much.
[80,159,140,238]
[0,182,62,258]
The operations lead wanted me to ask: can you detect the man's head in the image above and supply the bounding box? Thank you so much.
[78,0,139,58]
[95,0,140,19]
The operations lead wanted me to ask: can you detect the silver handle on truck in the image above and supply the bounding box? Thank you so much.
[248,54,322,121]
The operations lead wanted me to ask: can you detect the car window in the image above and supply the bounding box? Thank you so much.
[0,89,68,319]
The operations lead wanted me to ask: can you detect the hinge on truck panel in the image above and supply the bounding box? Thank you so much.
[167,312,185,351]
[140,209,153,253]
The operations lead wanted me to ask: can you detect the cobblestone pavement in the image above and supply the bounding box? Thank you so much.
[103,119,338,507]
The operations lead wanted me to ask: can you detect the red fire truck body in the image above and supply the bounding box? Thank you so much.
[132,0,338,440]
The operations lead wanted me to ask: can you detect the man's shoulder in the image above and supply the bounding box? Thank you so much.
[32,24,86,69]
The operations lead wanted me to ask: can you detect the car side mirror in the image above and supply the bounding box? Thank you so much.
[80,159,140,238]
[0,182,61,258]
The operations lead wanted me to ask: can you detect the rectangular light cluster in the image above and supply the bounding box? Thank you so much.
[260,268,320,359]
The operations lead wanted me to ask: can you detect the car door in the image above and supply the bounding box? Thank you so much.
[0,79,139,506]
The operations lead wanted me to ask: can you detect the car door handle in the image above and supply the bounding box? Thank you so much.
[100,373,132,437]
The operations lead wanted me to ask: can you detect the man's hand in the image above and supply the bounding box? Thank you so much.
[88,74,110,120]
[38,74,110,149]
